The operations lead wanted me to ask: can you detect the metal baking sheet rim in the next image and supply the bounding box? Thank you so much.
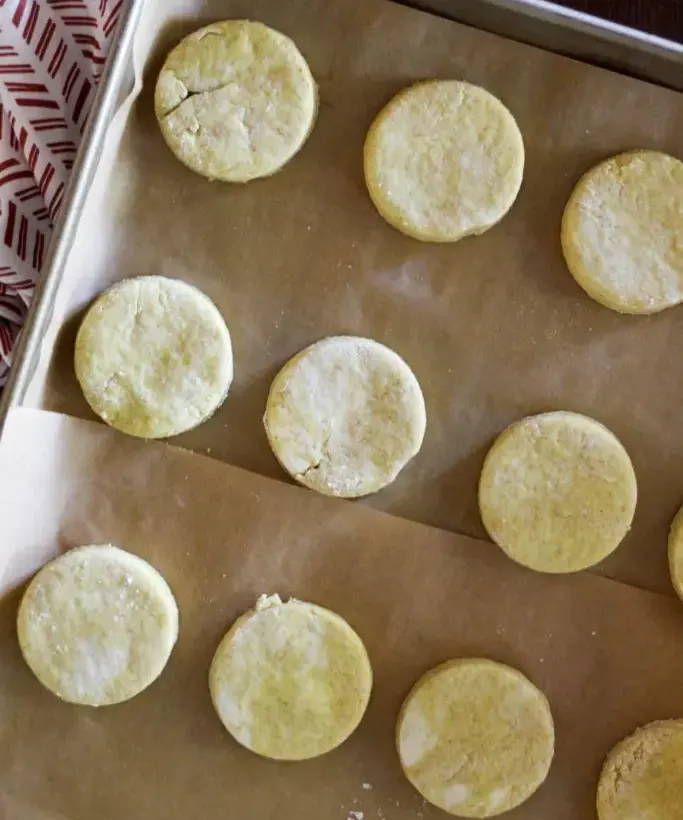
[0,0,681,437]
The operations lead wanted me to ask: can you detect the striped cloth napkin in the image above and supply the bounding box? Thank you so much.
[0,0,120,387]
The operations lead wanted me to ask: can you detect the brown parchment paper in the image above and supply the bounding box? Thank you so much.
[3,408,683,820]
[23,0,683,598]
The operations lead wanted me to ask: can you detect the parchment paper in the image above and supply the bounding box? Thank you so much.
[3,407,683,820]
[20,0,683,595]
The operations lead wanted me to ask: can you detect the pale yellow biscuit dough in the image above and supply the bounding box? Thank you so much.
[597,720,683,820]
[397,658,554,818]
[479,411,637,573]
[363,80,524,242]
[17,545,178,707]
[155,20,317,182]
[667,506,683,601]
[561,150,683,314]
[263,336,427,498]
[209,594,372,761]
[75,276,233,439]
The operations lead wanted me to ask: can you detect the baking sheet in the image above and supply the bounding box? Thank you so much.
[3,407,683,820]
[410,0,683,89]
[22,0,683,599]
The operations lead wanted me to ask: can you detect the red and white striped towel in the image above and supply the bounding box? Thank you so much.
[0,0,120,387]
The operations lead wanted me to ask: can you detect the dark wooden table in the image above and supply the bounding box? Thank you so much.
[556,0,683,41]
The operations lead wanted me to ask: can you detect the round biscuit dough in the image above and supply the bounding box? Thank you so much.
[397,658,554,818]
[478,411,637,573]
[597,720,683,820]
[363,80,525,242]
[155,20,317,182]
[561,150,683,314]
[263,336,427,498]
[667,506,683,601]
[17,545,178,707]
[75,276,233,439]
[209,594,373,761]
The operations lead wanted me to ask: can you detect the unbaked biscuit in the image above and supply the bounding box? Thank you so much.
[561,150,683,314]
[363,80,524,242]
[155,20,317,182]
[397,658,554,817]
[263,335,426,498]
[209,594,372,760]
[597,720,683,820]
[667,505,683,601]
[17,545,178,706]
[75,275,233,439]
[479,411,637,573]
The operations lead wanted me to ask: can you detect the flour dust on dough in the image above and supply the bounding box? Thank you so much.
[478,411,637,573]
[397,658,554,818]
[263,335,427,498]
[17,545,178,707]
[75,275,233,439]
[209,594,373,761]
[597,720,683,820]
[561,150,683,314]
[363,80,524,242]
[155,20,317,182]
[667,506,683,602]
